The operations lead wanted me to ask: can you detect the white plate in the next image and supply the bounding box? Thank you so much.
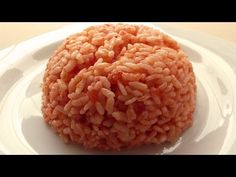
[0,23,236,154]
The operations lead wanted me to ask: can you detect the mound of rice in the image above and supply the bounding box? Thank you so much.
[42,24,196,151]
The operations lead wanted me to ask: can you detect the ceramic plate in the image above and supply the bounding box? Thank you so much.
[0,23,236,154]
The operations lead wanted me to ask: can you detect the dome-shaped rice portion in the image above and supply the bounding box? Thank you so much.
[42,24,196,151]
